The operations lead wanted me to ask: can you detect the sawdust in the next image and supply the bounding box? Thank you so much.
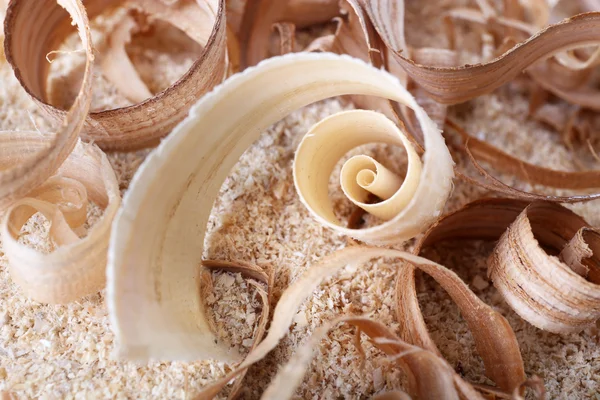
[1,0,600,399]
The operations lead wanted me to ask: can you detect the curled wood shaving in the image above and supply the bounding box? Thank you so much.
[489,202,600,333]
[396,200,524,391]
[101,13,153,104]
[555,46,600,70]
[294,108,444,243]
[327,0,455,147]
[1,0,93,208]
[4,0,227,150]
[379,10,600,105]
[104,2,600,396]
[331,1,383,67]
[107,53,454,362]
[559,227,600,278]
[440,0,600,110]
[395,198,600,337]
[439,119,600,204]
[1,137,120,303]
[0,0,122,304]
[344,0,600,202]
[460,144,600,203]
[446,118,600,190]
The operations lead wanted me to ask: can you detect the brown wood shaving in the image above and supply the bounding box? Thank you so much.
[201,260,272,400]
[4,0,227,150]
[391,12,600,105]
[272,22,296,55]
[489,202,600,333]
[101,12,153,103]
[446,118,600,194]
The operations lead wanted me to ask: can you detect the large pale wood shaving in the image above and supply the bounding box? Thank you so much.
[107,52,454,363]
[4,0,226,150]
[294,109,438,241]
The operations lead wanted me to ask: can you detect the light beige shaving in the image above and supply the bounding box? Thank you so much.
[106,53,453,363]
[1,138,120,303]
